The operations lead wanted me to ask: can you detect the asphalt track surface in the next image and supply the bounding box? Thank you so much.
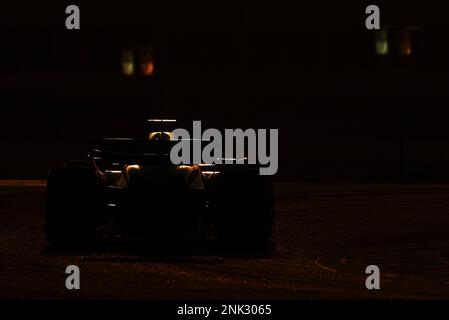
[1,181,449,299]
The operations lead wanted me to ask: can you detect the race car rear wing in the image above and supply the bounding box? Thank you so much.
[147,119,177,133]
[89,138,175,164]
[89,138,271,171]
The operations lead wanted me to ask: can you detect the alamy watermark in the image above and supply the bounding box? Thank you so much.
[169,121,278,176]
[65,5,380,31]
[65,265,80,290]
[65,5,80,30]
[365,265,380,290]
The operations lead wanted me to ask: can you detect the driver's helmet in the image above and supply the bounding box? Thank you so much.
[149,131,174,140]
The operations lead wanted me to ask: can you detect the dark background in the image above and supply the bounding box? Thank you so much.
[1,1,449,182]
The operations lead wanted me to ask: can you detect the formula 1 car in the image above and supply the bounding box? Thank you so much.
[45,120,274,247]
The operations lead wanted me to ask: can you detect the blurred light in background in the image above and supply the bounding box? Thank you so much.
[375,29,389,55]
[122,49,135,76]
[122,47,154,76]
[400,30,413,56]
[140,49,155,76]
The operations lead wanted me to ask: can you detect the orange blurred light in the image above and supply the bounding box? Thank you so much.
[404,46,412,56]
[143,61,154,75]
[401,31,413,56]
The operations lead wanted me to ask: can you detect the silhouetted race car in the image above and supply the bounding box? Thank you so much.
[45,120,274,247]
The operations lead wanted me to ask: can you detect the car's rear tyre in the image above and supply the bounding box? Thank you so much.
[45,165,99,245]
[213,169,274,247]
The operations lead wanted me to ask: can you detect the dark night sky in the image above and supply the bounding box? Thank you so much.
[2,1,449,182]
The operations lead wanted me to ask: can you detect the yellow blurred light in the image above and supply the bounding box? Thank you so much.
[375,29,389,55]
[122,49,135,76]
[122,62,134,76]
